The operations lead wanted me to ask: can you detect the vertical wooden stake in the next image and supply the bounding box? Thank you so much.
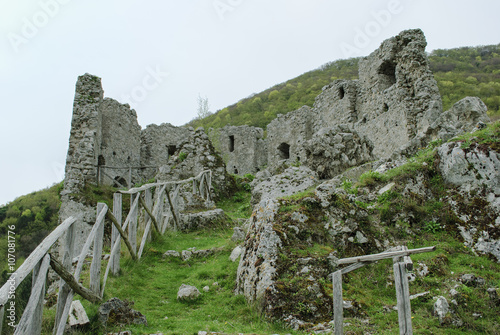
[31,255,48,335]
[145,188,153,242]
[333,270,343,335]
[90,204,105,295]
[54,220,74,334]
[129,194,138,253]
[111,193,122,276]
[394,262,413,335]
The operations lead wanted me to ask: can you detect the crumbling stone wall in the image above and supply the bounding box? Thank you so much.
[140,123,191,181]
[100,98,141,187]
[313,29,443,159]
[218,125,267,175]
[155,127,237,199]
[59,73,104,252]
[266,106,316,169]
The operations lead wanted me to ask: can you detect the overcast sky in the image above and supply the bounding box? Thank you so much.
[1,0,499,205]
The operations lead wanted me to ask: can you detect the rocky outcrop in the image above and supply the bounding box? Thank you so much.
[304,125,374,179]
[437,141,500,261]
[429,97,490,141]
[236,199,282,304]
[179,209,232,231]
[250,166,319,205]
[236,124,500,325]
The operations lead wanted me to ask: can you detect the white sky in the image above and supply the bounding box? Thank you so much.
[1,0,499,205]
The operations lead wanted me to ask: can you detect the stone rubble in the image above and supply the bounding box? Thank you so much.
[177,284,201,301]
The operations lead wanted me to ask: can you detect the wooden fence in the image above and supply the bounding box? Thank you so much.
[332,246,436,335]
[0,170,212,334]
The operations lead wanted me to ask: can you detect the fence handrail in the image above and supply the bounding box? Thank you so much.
[0,217,76,307]
[120,170,212,194]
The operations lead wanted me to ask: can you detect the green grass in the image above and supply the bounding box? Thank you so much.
[41,229,298,335]
[216,190,252,220]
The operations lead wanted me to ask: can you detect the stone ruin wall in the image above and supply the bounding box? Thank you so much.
[314,28,443,159]
[140,123,192,180]
[266,106,316,169]
[222,29,446,173]
[59,74,104,252]
[218,125,267,175]
[60,74,197,252]
[99,98,142,187]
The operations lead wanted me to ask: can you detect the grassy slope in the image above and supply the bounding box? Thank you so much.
[41,190,300,335]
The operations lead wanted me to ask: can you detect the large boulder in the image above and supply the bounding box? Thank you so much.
[428,97,490,142]
[98,298,147,326]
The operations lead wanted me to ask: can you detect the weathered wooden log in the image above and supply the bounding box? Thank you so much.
[106,209,137,261]
[139,196,161,233]
[165,186,179,231]
[49,255,102,304]
[106,209,138,261]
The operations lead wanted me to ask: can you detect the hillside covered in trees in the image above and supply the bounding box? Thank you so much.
[189,43,500,130]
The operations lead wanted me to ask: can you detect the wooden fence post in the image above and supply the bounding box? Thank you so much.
[394,261,413,335]
[90,204,105,295]
[31,255,48,334]
[53,220,75,334]
[111,193,122,275]
[333,270,343,335]
[145,188,153,242]
[129,194,138,253]
[14,254,50,335]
